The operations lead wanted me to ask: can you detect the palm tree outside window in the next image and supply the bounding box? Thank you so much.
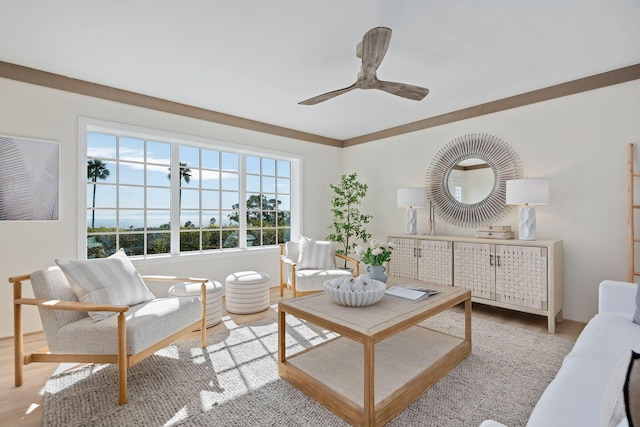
[87,159,110,228]
[168,162,192,206]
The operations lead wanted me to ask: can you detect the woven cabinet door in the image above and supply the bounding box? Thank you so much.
[495,245,548,309]
[388,237,418,279]
[453,242,495,299]
[417,240,453,285]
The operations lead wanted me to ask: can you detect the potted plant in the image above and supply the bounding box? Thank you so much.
[355,239,394,283]
[326,173,373,265]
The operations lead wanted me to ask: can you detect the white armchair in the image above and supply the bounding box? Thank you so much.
[279,238,360,298]
[9,264,208,405]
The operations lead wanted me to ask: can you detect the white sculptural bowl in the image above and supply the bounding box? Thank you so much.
[322,278,386,307]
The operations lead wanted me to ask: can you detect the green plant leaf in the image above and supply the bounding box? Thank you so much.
[326,173,373,258]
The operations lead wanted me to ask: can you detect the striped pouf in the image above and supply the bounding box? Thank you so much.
[168,280,223,328]
[225,271,270,314]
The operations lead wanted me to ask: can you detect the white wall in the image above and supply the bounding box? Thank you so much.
[0,77,343,338]
[343,79,640,323]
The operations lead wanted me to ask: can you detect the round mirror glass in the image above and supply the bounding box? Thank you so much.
[446,158,495,205]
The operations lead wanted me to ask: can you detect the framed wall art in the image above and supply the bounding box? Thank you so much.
[0,135,60,221]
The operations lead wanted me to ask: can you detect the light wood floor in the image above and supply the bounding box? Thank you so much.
[0,287,585,426]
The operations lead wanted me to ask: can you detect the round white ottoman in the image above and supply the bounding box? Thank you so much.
[168,280,223,328]
[225,271,270,314]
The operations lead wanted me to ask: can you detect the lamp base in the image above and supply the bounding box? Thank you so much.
[405,208,417,235]
[518,205,537,240]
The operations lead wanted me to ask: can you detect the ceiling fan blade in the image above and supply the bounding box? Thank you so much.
[298,83,357,105]
[375,80,429,101]
[360,27,392,78]
[299,26,428,105]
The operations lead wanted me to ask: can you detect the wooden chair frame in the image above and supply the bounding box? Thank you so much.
[9,274,208,405]
[279,243,360,298]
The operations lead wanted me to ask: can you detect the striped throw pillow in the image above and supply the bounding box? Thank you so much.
[55,250,155,322]
[296,236,337,270]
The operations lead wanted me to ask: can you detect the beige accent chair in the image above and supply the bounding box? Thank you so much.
[279,241,360,298]
[9,267,208,405]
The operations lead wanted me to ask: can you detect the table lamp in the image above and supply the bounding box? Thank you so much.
[506,178,549,240]
[397,188,425,235]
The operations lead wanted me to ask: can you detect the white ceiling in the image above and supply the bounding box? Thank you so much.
[1,1,639,141]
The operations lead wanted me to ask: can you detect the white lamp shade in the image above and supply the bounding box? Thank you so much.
[397,188,425,208]
[506,179,549,205]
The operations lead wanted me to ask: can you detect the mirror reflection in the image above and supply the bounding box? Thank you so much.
[447,158,494,204]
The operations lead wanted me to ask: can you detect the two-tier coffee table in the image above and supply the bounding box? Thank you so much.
[278,280,471,426]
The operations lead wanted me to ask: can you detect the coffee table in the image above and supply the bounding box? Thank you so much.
[278,280,471,426]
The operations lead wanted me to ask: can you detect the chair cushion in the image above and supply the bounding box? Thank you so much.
[285,241,299,262]
[30,266,88,346]
[296,236,336,270]
[293,269,352,292]
[52,296,202,355]
[55,249,155,322]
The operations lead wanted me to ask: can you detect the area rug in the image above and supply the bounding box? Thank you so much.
[43,309,574,427]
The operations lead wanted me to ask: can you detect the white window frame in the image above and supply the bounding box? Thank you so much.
[450,178,464,203]
[78,117,301,260]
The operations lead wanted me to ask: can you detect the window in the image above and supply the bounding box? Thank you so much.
[245,155,291,246]
[453,185,463,203]
[176,147,241,252]
[449,178,464,203]
[82,119,297,258]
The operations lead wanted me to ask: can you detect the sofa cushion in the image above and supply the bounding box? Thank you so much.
[55,250,155,322]
[296,236,336,270]
[528,357,614,427]
[51,296,202,355]
[566,312,640,362]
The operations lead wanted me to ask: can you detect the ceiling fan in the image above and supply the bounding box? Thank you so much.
[298,26,429,106]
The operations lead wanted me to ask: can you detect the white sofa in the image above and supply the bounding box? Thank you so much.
[481,280,640,427]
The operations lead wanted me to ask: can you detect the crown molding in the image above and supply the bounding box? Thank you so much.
[0,61,342,147]
[343,63,640,147]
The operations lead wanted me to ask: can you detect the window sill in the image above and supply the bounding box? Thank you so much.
[129,245,279,266]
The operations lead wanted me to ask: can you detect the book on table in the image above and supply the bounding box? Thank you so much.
[384,286,440,302]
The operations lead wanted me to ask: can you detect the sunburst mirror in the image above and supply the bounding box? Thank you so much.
[425,133,523,227]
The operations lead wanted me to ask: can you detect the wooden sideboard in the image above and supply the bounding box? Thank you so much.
[387,234,563,333]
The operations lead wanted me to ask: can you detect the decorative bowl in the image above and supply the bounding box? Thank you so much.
[322,278,386,307]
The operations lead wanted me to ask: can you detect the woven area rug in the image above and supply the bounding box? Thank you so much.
[43,309,574,427]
